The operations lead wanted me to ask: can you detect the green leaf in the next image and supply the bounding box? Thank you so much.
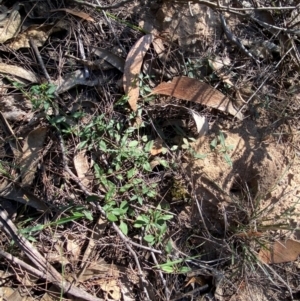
[144,140,154,152]
[181,144,189,149]
[171,145,178,151]
[210,137,217,150]
[55,215,83,225]
[128,140,139,147]
[160,265,174,273]
[158,159,169,167]
[20,224,45,234]
[143,162,152,172]
[86,195,100,202]
[159,214,174,221]
[99,140,107,151]
[179,266,192,273]
[82,210,93,221]
[120,201,128,210]
[46,84,57,95]
[111,208,125,216]
[127,168,136,179]
[182,138,189,145]
[223,153,232,167]
[107,213,118,222]
[144,234,155,243]
[219,131,226,147]
[119,221,128,235]
[165,240,173,254]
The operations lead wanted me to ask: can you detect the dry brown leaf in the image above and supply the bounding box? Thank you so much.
[96,279,121,300]
[73,150,90,187]
[0,10,21,43]
[123,34,153,111]
[66,234,81,260]
[0,63,38,83]
[7,24,56,50]
[150,137,164,156]
[258,239,300,264]
[0,287,14,300]
[19,127,47,187]
[151,77,244,120]
[51,8,95,22]
[151,29,165,59]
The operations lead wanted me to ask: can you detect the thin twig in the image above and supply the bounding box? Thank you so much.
[151,251,171,300]
[71,0,135,10]
[219,14,260,64]
[77,24,90,79]
[0,206,104,301]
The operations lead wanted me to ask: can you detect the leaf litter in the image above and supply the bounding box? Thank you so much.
[0,1,300,301]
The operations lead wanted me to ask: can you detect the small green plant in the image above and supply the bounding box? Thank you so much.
[155,257,192,274]
[210,131,234,167]
[171,137,206,160]
[17,206,93,242]
[15,82,57,112]
[134,205,173,245]
[103,200,129,235]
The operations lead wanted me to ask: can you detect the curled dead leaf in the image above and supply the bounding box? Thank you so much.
[150,76,244,120]
[73,149,90,187]
[7,24,57,50]
[123,34,153,111]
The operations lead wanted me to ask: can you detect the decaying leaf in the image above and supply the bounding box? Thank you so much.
[151,77,244,120]
[7,24,61,50]
[95,279,121,300]
[258,239,300,264]
[78,259,119,282]
[150,137,164,156]
[0,9,21,43]
[123,34,153,111]
[50,8,95,22]
[90,46,125,72]
[0,287,14,300]
[66,234,81,260]
[74,150,90,187]
[18,127,47,187]
[208,56,234,87]
[151,29,165,59]
[0,63,38,83]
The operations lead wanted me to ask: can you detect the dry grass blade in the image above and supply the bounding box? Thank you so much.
[50,8,95,22]
[151,76,244,120]
[123,34,153,111]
